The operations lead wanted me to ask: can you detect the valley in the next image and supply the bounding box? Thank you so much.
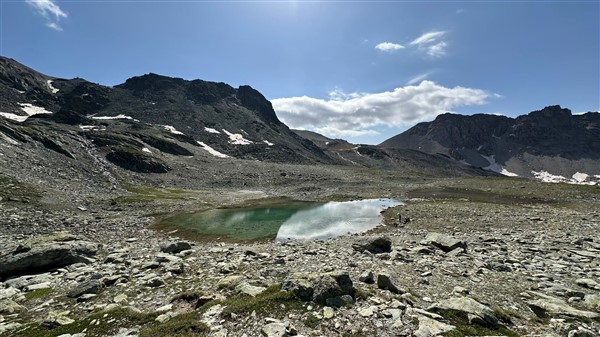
[0,57,599,337]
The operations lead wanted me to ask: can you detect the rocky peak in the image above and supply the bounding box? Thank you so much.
[236,85,281,124]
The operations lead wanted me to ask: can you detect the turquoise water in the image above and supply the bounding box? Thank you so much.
[157,198,403,242]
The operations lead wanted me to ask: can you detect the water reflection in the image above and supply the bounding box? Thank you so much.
[275,199,403,242]
[156,198,402,242]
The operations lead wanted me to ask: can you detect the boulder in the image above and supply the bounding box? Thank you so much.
[0,238,98,278]
[415,316,456,337]
[377,272,406,294]
[282,271,355,304]
[160,241,192,254]
[428,297,499,328]
[422,233,467,253]
[352,237,392,254]
[528,295,599,319]
[68,279,103,298]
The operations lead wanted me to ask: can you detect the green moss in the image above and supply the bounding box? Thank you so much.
[138,311,209,337]
[354,287,375,301]
[220,285,305,318]
[303,313,320,328]
[24,288,54,300]
[440,309,521,337]
[0,175,42,203]
[14,307,157,337]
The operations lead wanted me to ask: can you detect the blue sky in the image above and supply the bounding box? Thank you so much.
[2,0,599,144]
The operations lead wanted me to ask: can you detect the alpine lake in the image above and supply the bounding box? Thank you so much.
[154,198,403,242]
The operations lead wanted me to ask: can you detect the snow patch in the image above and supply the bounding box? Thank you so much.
[263,140,274,146]
[196,141,230,158]
[142,147,152,154]
[79,125,97,131]
[163,125,184,135]
[19,103,52,116]
[482,155,519,177]
[222,129,253,145]
[92,114,138,122]
[572,172,589,183]
[47,80,59,94]
[0,112,28,122]
[532,170,598,185]
[204,127,221,134]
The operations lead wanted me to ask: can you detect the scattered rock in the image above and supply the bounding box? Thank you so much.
[67,279,103,298]
[160,241,192,254]
[422,233,467,253]
[359,271,374,284]
[414,316,455,337]
[528,295,599,319]
[352,236,392,254]
[428,297,498,328]
[377,272,406,294]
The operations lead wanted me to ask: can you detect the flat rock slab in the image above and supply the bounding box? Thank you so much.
[428,297,498,327]
[352,237,392,254]
[0,240,98,278]
[422,233,467,253]
[528,297,599,319]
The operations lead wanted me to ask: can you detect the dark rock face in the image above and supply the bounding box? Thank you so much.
[67,279,103,298]
[352,237,392,254]
[380,105,600,179]
[105,147,171,173]
[0,240,99,278]
[236,85,281,125]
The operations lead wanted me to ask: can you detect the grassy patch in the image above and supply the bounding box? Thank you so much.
[24,288,54,300]
[0,175,42,203]
[492,306,523,325]
[219,285,305,318]
[139,311,209,337]
[303,313,320,328]
[440,309,521,337]
[115,184,199,203]
[14,307,157,337]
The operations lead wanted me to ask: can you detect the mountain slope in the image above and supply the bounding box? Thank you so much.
[380,106,600,183]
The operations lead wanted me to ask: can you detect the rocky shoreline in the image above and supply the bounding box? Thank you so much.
[1,181,599,337]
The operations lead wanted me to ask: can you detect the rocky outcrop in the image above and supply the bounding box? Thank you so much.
[105,147,170,173]
[0,236,98,278]
[282,271,355,305]
[422,233,467,253]
[428,297,499,327]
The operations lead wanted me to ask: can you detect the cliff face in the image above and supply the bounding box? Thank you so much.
[380,106,600,182]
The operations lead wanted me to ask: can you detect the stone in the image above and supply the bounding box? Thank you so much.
[68,279,103,298]
[0,299,24,314]
[0,322,22,335]
[377,272,406,294]
[358,305,377,317]
[235,282,267,297]
[114,294,128,304]
[575,278,599,289]
[568,328,597,337]
[325,295,354,308]
[160,241,192,254]
[422,233,467,253]
[359,271,374,284]
[428,297,498,327]
[0,287,20,300]
[217,275,244,289]
[261,322,287,337]
[414,316,455,337]
[584,294,600,310]
[323,306,334,319]
[352,237,392,254]
[0,239,98,278]
[146,277,165,288]
[528,296,599,319]
[156,311,179,323]
[282,271,355,304]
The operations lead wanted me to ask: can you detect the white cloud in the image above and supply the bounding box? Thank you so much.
[375,42,405,52]
[406,72,432,85]
[25,0,67,30]
[410,31,448,57]
[272,81,491,139]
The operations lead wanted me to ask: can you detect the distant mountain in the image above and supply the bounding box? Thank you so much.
[0,56,491,180]
[0,57,331,164]
[380,106,600,184]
